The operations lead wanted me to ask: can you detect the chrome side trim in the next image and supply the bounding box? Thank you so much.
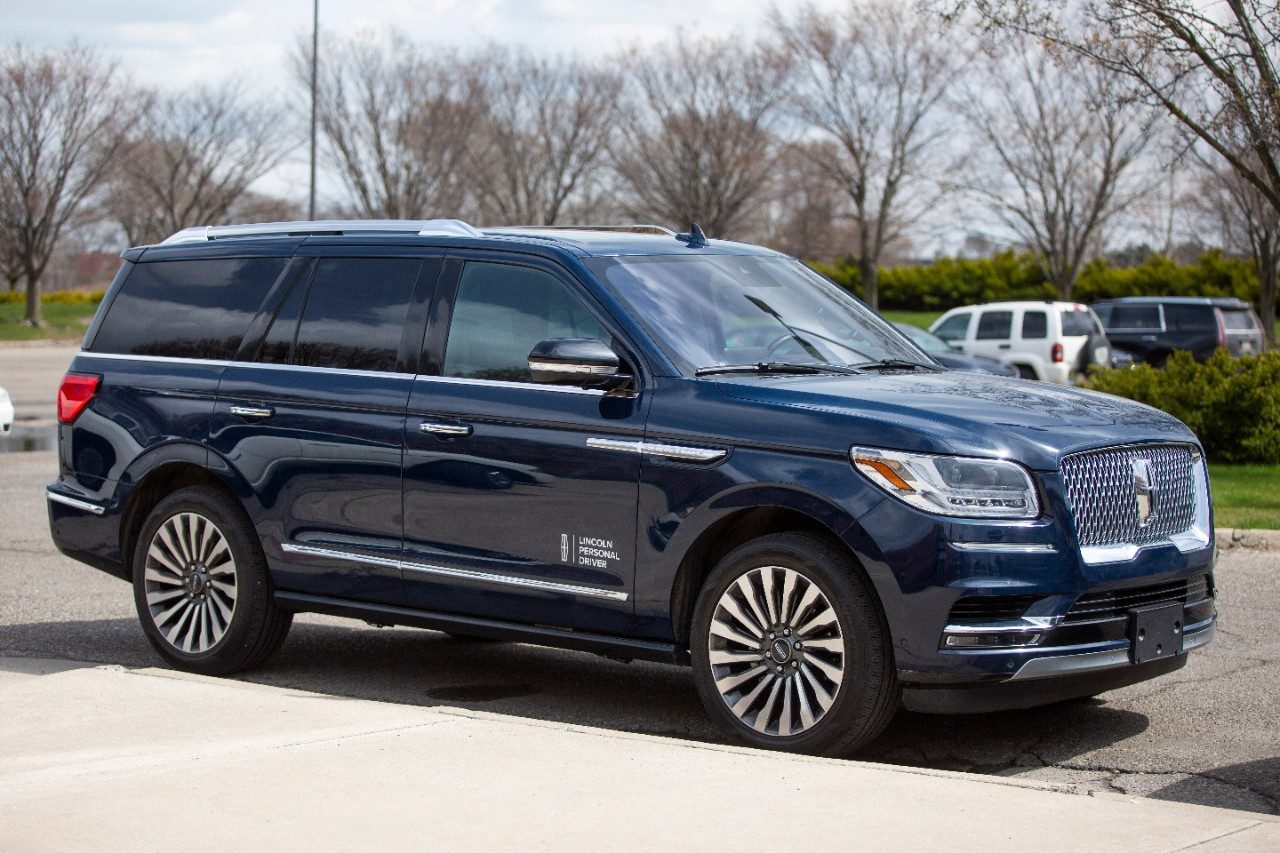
[586,437,727,464]
[950,542,1058,554]
[943,616,1061,635]
[1008,619,1213,681]
[280,542,629,602]
[46,489,106,516]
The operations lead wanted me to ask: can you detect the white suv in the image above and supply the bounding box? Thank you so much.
[929,301,1110,384]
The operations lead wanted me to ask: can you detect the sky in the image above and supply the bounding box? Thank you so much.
[0,0,845,211]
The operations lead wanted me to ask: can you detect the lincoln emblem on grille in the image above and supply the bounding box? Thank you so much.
[1132,458,1158,527]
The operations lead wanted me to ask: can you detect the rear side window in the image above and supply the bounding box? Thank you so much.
[443,262,610,383]
[292,258,422,372]
[1102,304,1162,330]
[975,311,1013,340]
[1020,311,1047,339]
[1165,304,1216,331]
[1059,310,1094,337]
[91,258,286,359]
[932,312,971,342]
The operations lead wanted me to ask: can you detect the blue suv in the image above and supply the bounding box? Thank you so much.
[48,220,1216,755]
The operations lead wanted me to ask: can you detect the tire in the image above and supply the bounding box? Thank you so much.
[131,486,292,675]
[1015,364,1037,380]
[690,532,898,757]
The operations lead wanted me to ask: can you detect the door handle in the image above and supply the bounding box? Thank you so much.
[998,343,1012,349]
[229,405,274,419]
[419,421,472,437]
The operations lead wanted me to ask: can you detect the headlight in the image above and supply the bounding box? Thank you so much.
[850,447,1039,519]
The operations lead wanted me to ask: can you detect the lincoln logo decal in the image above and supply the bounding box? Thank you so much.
[1132,458,1158,527]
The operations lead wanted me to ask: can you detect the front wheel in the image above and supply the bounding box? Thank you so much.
[690,533,897,756]
[132,486,291,675]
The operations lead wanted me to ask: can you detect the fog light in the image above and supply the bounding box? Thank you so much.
[943,631,1044,649]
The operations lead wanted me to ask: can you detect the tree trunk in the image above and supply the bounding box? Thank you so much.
[1259,248,1278,350]
[859,255,879,312]
[23,273,43,328]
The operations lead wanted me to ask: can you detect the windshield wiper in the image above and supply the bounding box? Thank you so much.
[695,361,864,377]
[845,358,941,372]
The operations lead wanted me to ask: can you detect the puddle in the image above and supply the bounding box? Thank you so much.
[0,424,57,453]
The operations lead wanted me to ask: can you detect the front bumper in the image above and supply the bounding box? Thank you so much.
[902,616,1214,714]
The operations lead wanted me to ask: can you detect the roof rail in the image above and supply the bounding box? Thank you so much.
[160,219,483,245]
[497,224,676,236]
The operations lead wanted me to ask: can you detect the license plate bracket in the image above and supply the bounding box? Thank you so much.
[1129,602,1184,664]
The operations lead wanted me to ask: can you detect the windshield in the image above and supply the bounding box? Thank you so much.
[586,255,923,374]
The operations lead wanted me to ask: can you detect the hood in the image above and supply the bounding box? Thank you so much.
[714,371,1196,471]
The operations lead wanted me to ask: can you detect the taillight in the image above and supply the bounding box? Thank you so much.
[1051,342,1064,363]
[1215,310,1227,349]
[57,373,100,424]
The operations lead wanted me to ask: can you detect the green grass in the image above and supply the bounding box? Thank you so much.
[0,300,96,342]
[880,310,942,330]
[1209,465,1280,530]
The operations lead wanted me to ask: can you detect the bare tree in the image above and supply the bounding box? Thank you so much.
[611,35,790,237]
[957,0,1280,336]
[765,140,857,260]
[773,1,964,309]
[292,30,483,219]
[469,49,622,225]
[103,84,287,245]
[962,38,1157,298]
[0,43,136,325]
[1195,151,1279,344]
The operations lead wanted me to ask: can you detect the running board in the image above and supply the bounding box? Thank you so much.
[273,591,683,665]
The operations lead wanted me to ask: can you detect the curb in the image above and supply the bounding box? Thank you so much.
[1216,528,1280,553]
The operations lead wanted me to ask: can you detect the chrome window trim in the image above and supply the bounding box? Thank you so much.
[76,351,415,379]
[949,542,1058,554]
[46,489,107,516]
[280,542,629,602]
[419,374,605,396]
[586,437,727,463]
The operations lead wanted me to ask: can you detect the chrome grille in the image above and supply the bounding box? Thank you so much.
[1061,444,1197,548]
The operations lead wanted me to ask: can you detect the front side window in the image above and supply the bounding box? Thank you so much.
[586,254,920,372]
[443,262,610,383]
[292,258,421,372]
[932,312,971,343]
[975,311,1013,340]
[92,257,287,359]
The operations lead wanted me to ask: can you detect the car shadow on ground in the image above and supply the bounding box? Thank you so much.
[15,615,1263,810]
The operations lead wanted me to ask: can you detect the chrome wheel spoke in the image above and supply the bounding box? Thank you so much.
[144,510,237,655]
[708,565,845,739]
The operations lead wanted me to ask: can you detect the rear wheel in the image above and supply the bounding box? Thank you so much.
[690,533,897,756]
[1015,364,1037,380]
[132,486,291,675]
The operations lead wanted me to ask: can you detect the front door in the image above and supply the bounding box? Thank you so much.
[212,250,440,604]
[401,255,646,634]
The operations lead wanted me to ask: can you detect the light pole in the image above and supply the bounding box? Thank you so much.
[308,0,318,220]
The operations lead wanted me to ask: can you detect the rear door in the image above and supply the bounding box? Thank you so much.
[968,309,1014,360]
[210,247,441,604]
[399,252,647,634]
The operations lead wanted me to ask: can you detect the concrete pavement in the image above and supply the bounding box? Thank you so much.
[2,657,1277,852]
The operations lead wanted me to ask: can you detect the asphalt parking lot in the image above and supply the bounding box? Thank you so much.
[2,446,1277,816]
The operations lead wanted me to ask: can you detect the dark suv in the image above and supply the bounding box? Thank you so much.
[48,220,1216,755]
[1092,297,1265,365]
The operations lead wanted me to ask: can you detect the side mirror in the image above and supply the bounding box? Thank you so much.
[528,339,631,390]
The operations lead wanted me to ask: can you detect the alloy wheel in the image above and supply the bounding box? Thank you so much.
[143,511,238,653]
[707,565,845,737]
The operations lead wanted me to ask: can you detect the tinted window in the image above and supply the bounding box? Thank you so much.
[1060,309,1094,337]
[1166,304,1216,331]
[1021,311,1048,339]
[1102,304,1162,330]
[257,272,308,364]
[975,311,1013,340]
[1221,308,1257,331]
[293,258,421,372]
[91,258,286,359]
[932,312,971,342]
[444,262,610,383]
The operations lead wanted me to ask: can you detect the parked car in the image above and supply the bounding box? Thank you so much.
[892,322,1018,376]
[929,301,1111,384]
[49,220,1216,757]
[1091,297,1265,366]
[0,386,12,435]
